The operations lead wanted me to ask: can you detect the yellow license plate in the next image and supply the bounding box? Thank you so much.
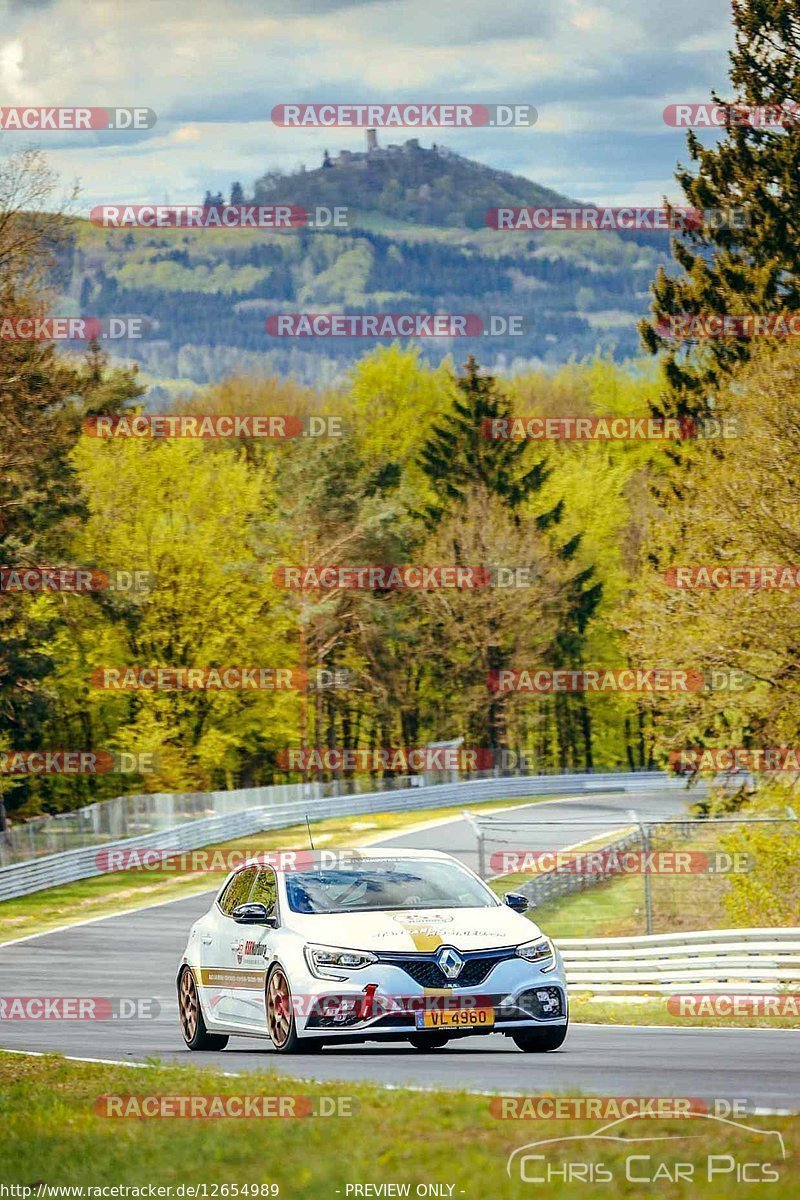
[416,1007,495,1029]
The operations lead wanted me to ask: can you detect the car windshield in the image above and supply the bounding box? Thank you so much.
[283,858,497,914]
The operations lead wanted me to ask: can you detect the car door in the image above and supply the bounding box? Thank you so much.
[227,866,280,1028]
[198,867,260,1027]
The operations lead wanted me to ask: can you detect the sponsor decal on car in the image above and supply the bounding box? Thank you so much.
[198,968,266,990]
[235,940,271,964]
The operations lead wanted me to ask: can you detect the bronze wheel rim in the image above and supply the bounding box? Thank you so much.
[179,969,199,1043]
[266,968,293,1047]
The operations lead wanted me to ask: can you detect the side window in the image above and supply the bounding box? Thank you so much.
[218,868,257,916]
[251,868,277,914]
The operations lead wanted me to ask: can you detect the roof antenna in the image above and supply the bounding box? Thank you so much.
[305,814,315,850]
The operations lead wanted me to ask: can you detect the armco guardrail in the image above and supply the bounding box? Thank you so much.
[0,806,270,904]
[0,776,404,864]
[558,927,800,994]
[0,770,685,901]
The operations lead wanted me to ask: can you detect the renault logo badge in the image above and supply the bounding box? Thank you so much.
[436,946,464,979]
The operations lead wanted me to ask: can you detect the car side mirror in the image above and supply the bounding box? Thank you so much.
[504,891,529,913]
[232,902,277,926]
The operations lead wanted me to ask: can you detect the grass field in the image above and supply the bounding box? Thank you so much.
[0,1053,795,1196]
[518,874,647,938]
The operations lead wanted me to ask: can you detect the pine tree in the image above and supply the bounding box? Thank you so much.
[418,355,548,519]
[640,0,800,421]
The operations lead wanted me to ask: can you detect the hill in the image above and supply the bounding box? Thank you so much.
[57,137,671,396]
[252,135,575,229]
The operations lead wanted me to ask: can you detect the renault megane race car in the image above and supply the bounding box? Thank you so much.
[176,848,568,1053]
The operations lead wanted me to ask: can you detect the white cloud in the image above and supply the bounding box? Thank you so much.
[0,0,733,207]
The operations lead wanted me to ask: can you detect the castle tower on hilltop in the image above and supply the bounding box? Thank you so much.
[366,127,378,153]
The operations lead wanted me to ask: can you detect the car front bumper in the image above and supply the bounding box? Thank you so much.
[292,951,568,1039]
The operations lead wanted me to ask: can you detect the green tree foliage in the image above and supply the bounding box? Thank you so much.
[4,339,669,812]
[627,342,800,763]
[417,356,611,769]
[0,152,141,818]
[633,3,800,919]
[641,0,800,418]
[0,154,681,815]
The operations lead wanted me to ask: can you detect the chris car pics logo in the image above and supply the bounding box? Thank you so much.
[506,1112,786,1184]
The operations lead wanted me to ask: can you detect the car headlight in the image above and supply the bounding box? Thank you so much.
[516,936,557,972]
[304,944,378,979]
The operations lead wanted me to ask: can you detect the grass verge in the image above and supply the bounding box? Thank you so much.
[569,995,800,1029]
[0,1052,796,1195]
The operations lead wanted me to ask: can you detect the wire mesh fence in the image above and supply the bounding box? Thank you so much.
[468,810,799,936]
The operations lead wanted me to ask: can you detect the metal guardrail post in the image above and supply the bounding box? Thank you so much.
[628,808,653,935]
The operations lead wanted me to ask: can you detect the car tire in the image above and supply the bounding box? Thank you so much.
[265,964,304,1052]
[408,1033,449,1051]
[512,1023,568,1053]
[178,967,229,1051]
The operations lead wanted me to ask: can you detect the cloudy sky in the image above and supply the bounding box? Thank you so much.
[0,0,733,212]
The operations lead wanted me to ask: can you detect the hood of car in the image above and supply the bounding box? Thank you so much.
[284,906,542,952]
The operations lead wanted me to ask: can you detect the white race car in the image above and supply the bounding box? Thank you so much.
[176,848,568,1053]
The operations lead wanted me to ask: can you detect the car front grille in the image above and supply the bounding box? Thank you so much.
[376,948,517,989]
